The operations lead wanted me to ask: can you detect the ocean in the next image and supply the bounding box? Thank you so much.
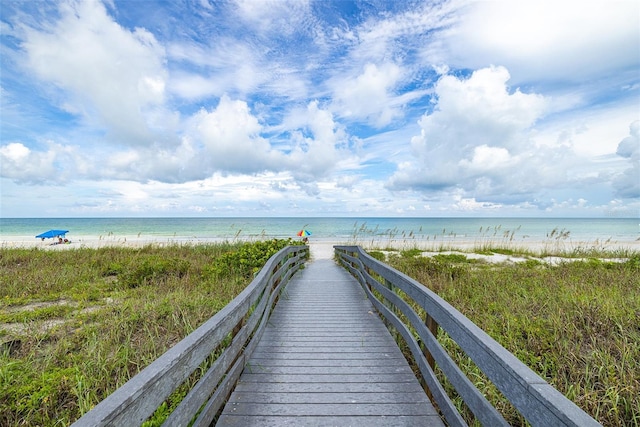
[1,217,638,248]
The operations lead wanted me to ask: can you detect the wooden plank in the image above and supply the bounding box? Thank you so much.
[249,345,401,353]
[244,358,406,368]
[217,415,443,427]
[221,402,437,416]
[237,373,421,383]
[231,382,426,394]
[219,259,444,426]
[241,366,413,375]
[248,351,408,360]
[227,392,430,404]
[257,334,392,342]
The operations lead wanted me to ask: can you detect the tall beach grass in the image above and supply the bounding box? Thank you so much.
[382,248,639,426]
[0,240,297,426]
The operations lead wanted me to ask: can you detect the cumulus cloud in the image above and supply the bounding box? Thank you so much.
[331,62,403,127]
[1,1,637,217]
[78,95,289,183]
[0,142,69,184]
[389,65,547,198]
[459,145,512,171]
[191,95,284,174]
[20,0,170,145]
[288,101,345,180]
[0,91,351,187]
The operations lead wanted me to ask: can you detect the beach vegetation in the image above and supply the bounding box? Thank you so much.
[385,248,640,426]
[366,250,386,262]
[400,248,423,258]
[0,240,299,426]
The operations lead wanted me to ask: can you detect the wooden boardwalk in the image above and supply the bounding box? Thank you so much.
[217,257,444,426]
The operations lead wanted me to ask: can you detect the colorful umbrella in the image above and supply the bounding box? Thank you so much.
[297,229,311,237]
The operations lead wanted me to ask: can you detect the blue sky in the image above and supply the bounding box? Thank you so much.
[1,0,638,218]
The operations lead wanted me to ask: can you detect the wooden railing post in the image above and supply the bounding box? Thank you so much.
[420,312,438,400]
[423,312,438,371]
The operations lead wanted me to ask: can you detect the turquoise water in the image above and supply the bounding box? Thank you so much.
[1,217,638,245]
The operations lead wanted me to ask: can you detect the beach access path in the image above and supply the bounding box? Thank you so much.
[217,243,444,426]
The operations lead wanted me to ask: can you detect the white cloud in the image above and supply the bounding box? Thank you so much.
[354,1,461,64]
[389,66,546,193]
[1,0,638,217]
[289,101,343,178]
[168,38,267,100]
[331,62,403,127]
[452,196,502,212]
[616,120,639,159]
[444,0,640,84]
[459,145,512,171]
[234,0,312,36]
[0,142,68,184]
[190,95,284,174]
[387,61,638,212]
[20,0,170,145]
[385,64,639,213]
[421,66,546,148]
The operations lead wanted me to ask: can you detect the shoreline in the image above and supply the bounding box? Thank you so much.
[2,235,638,263]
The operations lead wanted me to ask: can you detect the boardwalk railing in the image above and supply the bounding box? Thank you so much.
[72,245,308,427]
[334,245,600,427]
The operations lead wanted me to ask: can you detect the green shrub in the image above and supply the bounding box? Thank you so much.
[209,239,300,279]
[432,253,470,263]
[367,250,386,262]
[400,248,423,257]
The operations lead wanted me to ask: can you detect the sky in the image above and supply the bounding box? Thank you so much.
[0,0,638,218]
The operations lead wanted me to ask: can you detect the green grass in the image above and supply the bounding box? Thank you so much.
[0,240,300,426]
[386,250,640,426]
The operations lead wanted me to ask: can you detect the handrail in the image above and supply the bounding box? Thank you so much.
[334,245,601,427]
[72,245,308,427]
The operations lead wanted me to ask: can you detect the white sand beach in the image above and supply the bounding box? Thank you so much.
[2,234,638,266]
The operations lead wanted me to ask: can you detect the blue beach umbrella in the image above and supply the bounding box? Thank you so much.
[36,229,69,239]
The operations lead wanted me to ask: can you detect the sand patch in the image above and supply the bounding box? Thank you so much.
[308,242,336,260]
[1,298,114,337]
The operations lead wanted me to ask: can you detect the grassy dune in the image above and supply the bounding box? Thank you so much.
[0,240,296,426]
[1,241,638,426]
[381,249,640,426]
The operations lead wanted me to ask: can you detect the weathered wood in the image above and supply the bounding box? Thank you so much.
[218,259,444,426]
[365,272,505,426]
[72,246,308,427]
[424,313,438,370]
[217,415,442,427]
[232,381,426,394]
[74,243,600,427]
[222,402,436,416]
[244,358,406,367]
[241,365,415,375]
[227,391,430,404]
[192,356,246,427]
[335,245,602,427]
